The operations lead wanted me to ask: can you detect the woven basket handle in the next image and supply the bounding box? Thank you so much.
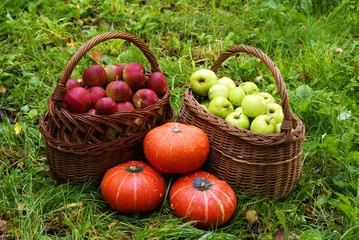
[58,31,162,86]
[210,45,293,139]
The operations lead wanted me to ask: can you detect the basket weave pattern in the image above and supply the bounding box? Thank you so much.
[178,45,305,199]
[40,32,173,184]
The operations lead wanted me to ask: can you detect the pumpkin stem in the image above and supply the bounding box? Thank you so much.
[171,124,182,133]
[126,165,143,173]
[193,177,212,191]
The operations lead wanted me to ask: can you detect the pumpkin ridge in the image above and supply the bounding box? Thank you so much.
[185,188,199,218]
[211,185,237,210]
[203,190,209,225]
[140,171,153,208]
[207,188,226,224]
[175,127,189,166]
[170,184,192,199]
[101,167,119,186]
[116,171,131,210]
[133,173,139,211]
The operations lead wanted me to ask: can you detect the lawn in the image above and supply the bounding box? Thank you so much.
[1,0,358,239]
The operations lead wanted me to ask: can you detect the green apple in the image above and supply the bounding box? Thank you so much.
[228,86,246,107]
[218,77,236,90]
[234,106,243,113]
[208,97,234,119]
[240,81,259,95]
[241,94,267,118]
[190,69,218,97]
[201,104,208,111]
[200,100,210,111]
[266,102,284,123]
[225,111,250,129]
[257,92,276,104]
[250,115,276,134]
[208,84,230,101]
[275,122,282,133]
[200,100,210,108]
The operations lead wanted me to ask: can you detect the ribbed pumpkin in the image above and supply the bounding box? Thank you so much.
[169,170,237,229]
[143,122,210,174]
[100,161,166,214]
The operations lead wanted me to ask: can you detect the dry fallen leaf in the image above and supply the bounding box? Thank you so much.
[0,85,6,94]
[67,37,76,48]
[0,219,7,232]
[275,228,299,240]
[245,209,258,223]
[89,49,104,64]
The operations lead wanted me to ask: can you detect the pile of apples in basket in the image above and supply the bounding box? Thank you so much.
[61,65,284,229]
[62,62,167,114]
[190,69,284,134]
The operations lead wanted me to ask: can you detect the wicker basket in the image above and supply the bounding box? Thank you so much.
[40,32,173,184]
[177,45,305,199]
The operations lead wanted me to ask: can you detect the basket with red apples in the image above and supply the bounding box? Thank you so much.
[40,32,173,184]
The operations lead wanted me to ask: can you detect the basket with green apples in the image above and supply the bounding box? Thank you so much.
[178,45,305,199]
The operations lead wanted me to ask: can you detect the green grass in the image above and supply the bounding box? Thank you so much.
[1,0,359,239]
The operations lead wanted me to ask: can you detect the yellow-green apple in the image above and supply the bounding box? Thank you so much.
[266,102,284,123]
[190,69,218,97]
[87,86,106,108]
[146,72,168,98]
[225,111,250,129]
[104,64,123,84]
[115,101,135,112]
[208,84,230,101]
[132,88,158,109]
[218,76,236,90]
[208,97,234,119]
[123,62,146,90]
[82,64,107,87]
[275,122,282,133]
[240,81,259,95]
[228,86,246,107]
[106,81,132,102]
[95,97,117,115]
[241,94,267,118]
[257,92,276,104]
[63,87,91,113]
[250,115,276,134]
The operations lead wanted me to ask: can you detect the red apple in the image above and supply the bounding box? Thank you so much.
[87,86,106,108]
[87,108,97,115]
[63,87,91,113]
[82,64,107,87]
[122,62,146,90]
[115,101,135,112]
[66,78,82,90]
[95,97,117,115]
[117,63,127,74]
[146,72,168,97]
[128,87,134,101]
[132,88,158,109]
[105,81,132,102]
[104,64,123,84]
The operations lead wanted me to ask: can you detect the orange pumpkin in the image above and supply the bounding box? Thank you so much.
[143,122,210,174]
[100,161,166,214]
[169,170,237,229]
